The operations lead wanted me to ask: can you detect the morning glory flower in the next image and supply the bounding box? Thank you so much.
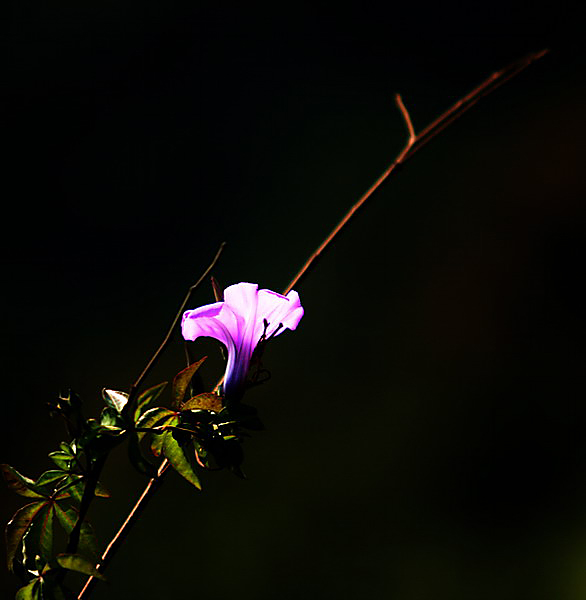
[181,282,304,401]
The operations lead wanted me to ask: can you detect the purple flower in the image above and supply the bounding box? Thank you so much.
[181,282,304,400]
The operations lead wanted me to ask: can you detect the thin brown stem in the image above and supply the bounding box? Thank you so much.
[77,460,170,599]
[283,49,548,295]
[395,93,416,144]
[77,48,548,600]
[127,242,226,409]
[77,243,227,600]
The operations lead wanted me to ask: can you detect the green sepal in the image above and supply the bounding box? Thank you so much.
[15,578,41,600]
[210,275,223,301]
[135,407,177,442]
[162,432,201,489]
[172,357,207,407]
[181,392,223,413]
[133,382,168,423]
[101,389,129,413]
[22,502,54,567]
[56,553,105,580]
[53,504,98,559]
[5,501,47,571]
[1,465,46,499]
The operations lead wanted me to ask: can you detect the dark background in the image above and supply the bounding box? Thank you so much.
[1,2,585,599]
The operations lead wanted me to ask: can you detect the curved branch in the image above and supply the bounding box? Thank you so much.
[283,49,548,295]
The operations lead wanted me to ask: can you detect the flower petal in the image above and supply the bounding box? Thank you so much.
[181,302,238,351]
[254,288,304,341]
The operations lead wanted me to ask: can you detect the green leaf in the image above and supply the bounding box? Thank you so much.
[1,465,45,499]
[22,502,54,567]
[150,433,165,458]
[60,476,84,505]
[55,475,110,504]
[181,392,223,413]
[135,407,177,442]
[53,504,99,559]
[5,501,47,571]
[34,471,68,493]
[94,481,111,498]
[15,578,41,600]
[56,554,105,580]
[59,442,74,456]
[150,415,179,457]
[162,432,201,490]
[133,381,168,422]
[48,452,73,471]
[172,357,207,406]
[101,389,129,413]
[100,407,125,429]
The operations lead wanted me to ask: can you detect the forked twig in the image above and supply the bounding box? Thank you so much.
[77,49,548,599]
[283,49,548,295]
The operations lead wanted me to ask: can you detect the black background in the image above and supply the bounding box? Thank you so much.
[1,2,585,599]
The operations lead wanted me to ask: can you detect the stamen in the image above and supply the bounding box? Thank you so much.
[267,322,283,340]
[258,318,270,344]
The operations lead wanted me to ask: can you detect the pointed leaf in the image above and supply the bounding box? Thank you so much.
[135,407,176,441]
[95,481,111,498]
[48,452,73,471]
[34,470,67,493]
[1,465,45,498]
[133,381,168,422]
[56,476,110,504]
[162,432,201,490]
[181,392,223,413]
[172,357,207,406]
[5,501,47,571]
[53,504,99,559]
[100,407,125,429]
[15,578,41,600]
[60,476,83,505]
[150,415,179,457]
[56,554,105,580]
[102,389,129,413]
[79,522,99,560]
[22,503,54,566]
[59,442,74,456]
[150,433,165,458]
